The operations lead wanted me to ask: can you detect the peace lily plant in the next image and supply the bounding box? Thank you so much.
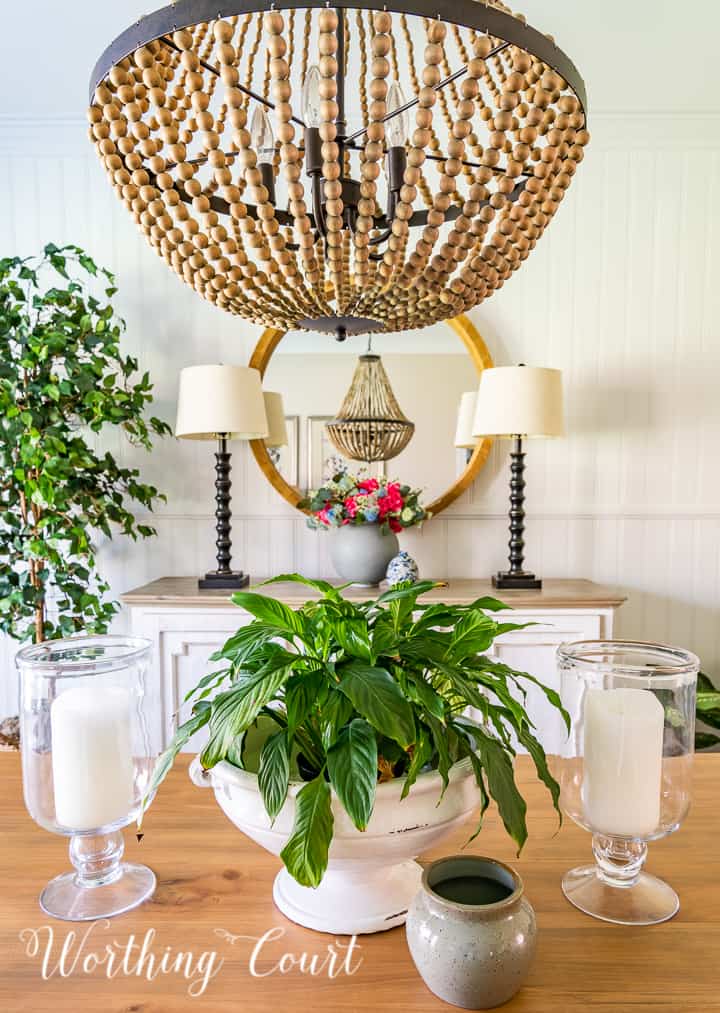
[149,576,568,888]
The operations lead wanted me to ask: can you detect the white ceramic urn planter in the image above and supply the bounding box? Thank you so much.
[189,755,479,935]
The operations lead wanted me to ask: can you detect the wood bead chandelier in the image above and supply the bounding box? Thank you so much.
[88,1,588,340]
[326,351,414,461]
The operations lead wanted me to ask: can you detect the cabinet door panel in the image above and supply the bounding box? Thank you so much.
[493,614,601,756]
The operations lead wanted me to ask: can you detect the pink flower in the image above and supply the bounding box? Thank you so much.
[344,495,358,518]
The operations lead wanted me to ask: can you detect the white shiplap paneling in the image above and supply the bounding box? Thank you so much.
[0,114,719,717]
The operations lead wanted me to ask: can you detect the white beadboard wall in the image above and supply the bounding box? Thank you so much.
[1,113,719,715]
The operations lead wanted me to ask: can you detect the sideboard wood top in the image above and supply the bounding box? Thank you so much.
[3,754,718,1012]
[121,577,626,609]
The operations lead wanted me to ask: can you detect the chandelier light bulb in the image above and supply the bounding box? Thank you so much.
[385,82,409,148]
[301,66,323,129]
[249,106,275,164]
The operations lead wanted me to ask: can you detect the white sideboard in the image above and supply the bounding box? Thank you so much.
[122,578,626,756]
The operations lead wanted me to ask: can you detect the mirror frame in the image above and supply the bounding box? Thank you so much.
[248,314,494,518]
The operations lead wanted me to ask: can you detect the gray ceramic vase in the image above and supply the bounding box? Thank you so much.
[406,855,536,1010]
[329,524,399,586]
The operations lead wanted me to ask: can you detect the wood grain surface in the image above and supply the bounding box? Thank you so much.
[2,754,717,1013]
[120,577,627,610]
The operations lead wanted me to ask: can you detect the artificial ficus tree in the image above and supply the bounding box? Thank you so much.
[0,243,171,644]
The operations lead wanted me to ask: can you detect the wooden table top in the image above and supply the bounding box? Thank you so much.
[3,754,717,1013]
[121,577,627,610]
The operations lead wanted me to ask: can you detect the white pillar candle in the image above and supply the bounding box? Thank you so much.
[583,688,664,838]
[51,686,135,831]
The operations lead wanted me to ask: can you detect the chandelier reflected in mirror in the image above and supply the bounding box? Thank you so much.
[326,346,414,461]
[88,1,588,339]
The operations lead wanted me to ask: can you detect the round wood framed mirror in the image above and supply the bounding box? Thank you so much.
[248,315,493,518]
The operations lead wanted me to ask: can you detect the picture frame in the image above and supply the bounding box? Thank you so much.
[306,415,387,492]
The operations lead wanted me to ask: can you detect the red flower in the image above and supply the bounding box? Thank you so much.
[344,495,358,518]
[357,478,379,493]
[389,518,402,534]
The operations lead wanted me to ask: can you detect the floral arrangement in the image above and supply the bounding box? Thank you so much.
[300,471,427,533]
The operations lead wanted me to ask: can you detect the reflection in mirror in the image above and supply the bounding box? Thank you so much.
[261,320,485,507]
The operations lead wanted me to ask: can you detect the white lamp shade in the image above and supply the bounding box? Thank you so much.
[454,391,479,449]
[175,364,268,440]
[263,392,288,448]
[472,366,565,438]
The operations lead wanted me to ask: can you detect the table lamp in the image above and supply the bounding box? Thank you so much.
[454,391,478,464]
[263,391,288,448]
[473,365,564,590]
[176,364,268,589]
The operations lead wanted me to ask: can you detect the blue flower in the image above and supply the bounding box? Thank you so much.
[363,506,379,522]
[376,488,387,499]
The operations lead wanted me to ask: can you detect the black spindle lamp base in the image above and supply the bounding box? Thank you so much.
[199,434,250,591]
[199,570,249,590]
[494,434,542,591]
[492,571,542,590]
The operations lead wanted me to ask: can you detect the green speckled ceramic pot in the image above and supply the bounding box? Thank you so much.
[406,856,536,1010]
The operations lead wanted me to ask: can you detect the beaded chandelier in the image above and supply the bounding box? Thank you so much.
[326,352,414,461]
[88,1,588,340]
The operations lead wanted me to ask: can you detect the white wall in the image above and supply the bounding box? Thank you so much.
[1,5,720,716]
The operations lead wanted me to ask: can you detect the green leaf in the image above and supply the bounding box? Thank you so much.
[320,689,355,750]
[334,618,373,662]
[235,713,285,771]
[338,660,416,749]
[475,729,528,854]
[327,718,378,831]
[404,672,446,719]
[285,668,326,734]
[425,714,453,796]
[258,730,291,824]
[467,596,512,612]
[231,591,306,638]
[453,729,490,843]
[143,706,211,816]
[280,775,334,887]
[696,691,720,715]
[259,573,349,598]
[479,656,570,734]
[375,580,442,605]
[449,610,497,660]
[200,652,294,767]
[698,672,718,694]
[696,731,720,750]
[516,726,562,826]
[401,725,433,800]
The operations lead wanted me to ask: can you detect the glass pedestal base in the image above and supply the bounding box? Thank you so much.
[40,863,156,921]
[40,830,156,921]
[562,864,679,925]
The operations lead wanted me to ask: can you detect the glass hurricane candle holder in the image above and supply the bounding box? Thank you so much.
[17,635,159,921]
[557,641,698,925]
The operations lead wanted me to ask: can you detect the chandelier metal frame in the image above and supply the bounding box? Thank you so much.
[88,1,588,337]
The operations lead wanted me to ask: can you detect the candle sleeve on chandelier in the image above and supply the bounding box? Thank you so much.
[385,81,410,149]
[249,106,275,164]
[301,65,322,129]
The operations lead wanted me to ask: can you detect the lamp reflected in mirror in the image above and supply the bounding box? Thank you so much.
[454,391,479,467]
